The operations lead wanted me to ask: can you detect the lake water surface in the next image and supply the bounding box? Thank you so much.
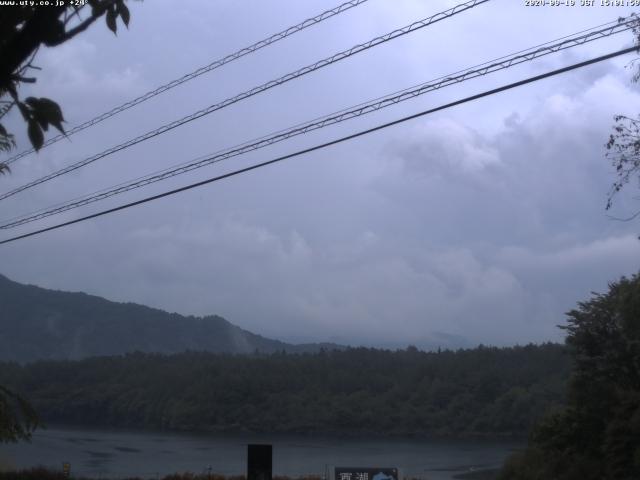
[0,426,521,480]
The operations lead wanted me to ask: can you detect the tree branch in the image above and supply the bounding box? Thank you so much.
[0,7,65,87]
[46,5,108,47]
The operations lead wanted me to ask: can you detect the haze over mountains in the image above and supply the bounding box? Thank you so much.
[0,274,341,362]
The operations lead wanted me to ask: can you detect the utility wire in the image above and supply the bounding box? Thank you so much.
[0,0,489,202]
[0,45,635,246]
[3,0,371,166]
[0,17,634,230]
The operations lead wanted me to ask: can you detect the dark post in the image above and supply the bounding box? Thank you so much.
[247,444,272,480]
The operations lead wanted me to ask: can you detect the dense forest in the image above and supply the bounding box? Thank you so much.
[498,273,640,480]
[0,343,568,439]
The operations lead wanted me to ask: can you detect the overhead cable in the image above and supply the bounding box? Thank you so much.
[1,16,634,230]
[0,0,489,201]
[0,45,635,246]
[3,0,372,166]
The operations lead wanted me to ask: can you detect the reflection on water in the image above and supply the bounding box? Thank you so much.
[0,426,521,480]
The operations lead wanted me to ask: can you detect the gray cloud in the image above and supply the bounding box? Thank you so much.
[1,0,640,349]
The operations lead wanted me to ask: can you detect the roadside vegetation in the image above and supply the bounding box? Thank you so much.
[498,273,640,480]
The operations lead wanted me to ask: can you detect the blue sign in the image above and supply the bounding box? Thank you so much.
[335,467,399,480]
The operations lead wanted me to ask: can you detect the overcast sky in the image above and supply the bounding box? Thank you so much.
[2,0,640,348]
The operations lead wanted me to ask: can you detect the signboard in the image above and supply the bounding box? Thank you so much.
[247,444,272,480]
[62,463,71,478]
[335,467,399,480]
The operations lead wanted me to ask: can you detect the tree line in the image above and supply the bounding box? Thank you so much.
[0,343,569,439]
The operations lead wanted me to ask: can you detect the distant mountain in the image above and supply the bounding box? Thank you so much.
[0,274,342,362]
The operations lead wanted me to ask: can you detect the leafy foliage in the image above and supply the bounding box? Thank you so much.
[0,0,135,163]
[0,102,15,174]
[0,385,39,443]
[498,273,640,480]
[605,15,640,215]
[605,114,640,213]
[0,343,569,439]
[17,96,66,151]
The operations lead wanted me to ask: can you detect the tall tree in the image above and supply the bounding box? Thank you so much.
[499,273,640,480]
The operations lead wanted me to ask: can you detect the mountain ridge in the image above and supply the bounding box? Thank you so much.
[0,273,343,362]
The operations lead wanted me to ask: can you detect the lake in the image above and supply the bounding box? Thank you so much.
[0,426,521,480]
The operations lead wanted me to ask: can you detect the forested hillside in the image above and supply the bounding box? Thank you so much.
[0,274,339,361]
[0,344,569,438]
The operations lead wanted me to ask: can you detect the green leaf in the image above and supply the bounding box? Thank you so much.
[35,116,49,132]
[88,0,102,16]
[24,97,38,108]
[34,97,65,134]
[23,97,66,135]
[50,120,65,135]
[27,119,44,151]
[118,1,130,28]
[106,6,118,35]
[25,98,49,132]
[17,102,30,121]
[42,19,66,46]
[37,97,64,120]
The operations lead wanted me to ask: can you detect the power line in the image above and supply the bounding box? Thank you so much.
[0,0,489,202]
[0,45,635,246]
[1,17,632,228]
[1,17,634,230]
[3,0,371,166]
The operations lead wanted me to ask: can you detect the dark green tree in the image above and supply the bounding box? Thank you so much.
[0,344,570,438]
[0,385,39,443]
[499,273,640,480]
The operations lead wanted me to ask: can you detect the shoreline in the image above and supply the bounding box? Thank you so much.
[3,426,519,480]
[0,467,501,480]
[34,422,528,443]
